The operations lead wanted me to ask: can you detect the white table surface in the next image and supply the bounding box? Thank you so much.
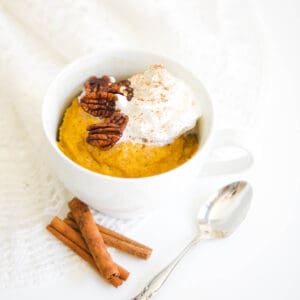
[2,0,300,299]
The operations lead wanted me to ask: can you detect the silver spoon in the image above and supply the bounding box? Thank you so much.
[133,181,252,300]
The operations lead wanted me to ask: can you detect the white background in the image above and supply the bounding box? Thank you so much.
[1,0,300,299]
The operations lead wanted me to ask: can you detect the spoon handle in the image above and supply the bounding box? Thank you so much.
[133,235,201,300]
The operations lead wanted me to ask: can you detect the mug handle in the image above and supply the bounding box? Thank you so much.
[200,129,254,176]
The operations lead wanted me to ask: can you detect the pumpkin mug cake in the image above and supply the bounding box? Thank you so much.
[58,64,201,178]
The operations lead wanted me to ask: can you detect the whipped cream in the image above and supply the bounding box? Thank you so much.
[116,64,201,146]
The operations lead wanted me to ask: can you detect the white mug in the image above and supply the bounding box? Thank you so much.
[42,49,253,218]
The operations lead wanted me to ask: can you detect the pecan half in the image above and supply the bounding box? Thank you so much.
[108,80,134,101]
[83,76,133,100]
[80,92,117,117]
[84,76,112,98]
[86,112,129,150]
[107,111,129,131]
[80,76,134,117]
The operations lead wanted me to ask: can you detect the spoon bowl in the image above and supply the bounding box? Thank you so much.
[197,181,252,238]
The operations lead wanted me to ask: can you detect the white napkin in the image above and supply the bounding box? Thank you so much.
[0,0,264,288]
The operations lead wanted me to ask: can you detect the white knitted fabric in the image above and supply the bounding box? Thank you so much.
[0,0,264,288]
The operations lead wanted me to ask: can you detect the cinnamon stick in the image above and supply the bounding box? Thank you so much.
[46,224,125,287]
[47,225,122,287]
[67,212,152,252]
[49,217,129,281]
[64,214,152,259]
[64,217,78,231]
[69,198,120,281]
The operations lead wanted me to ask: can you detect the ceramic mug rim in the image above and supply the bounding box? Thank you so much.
[42,49,215,183]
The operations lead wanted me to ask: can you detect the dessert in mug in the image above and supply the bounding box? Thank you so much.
[58,64,201,178]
